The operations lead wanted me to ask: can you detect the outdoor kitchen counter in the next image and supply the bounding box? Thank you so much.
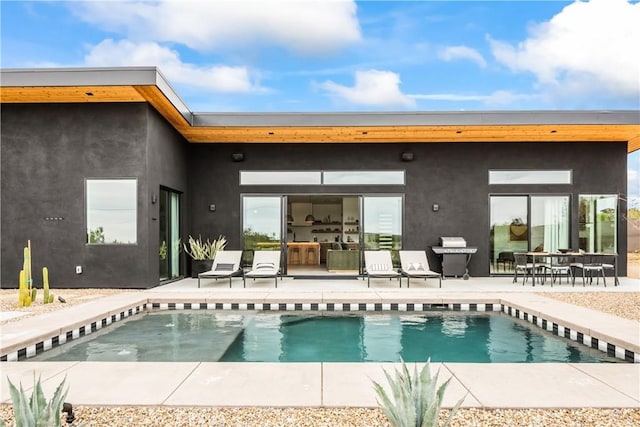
[287,242,320,265]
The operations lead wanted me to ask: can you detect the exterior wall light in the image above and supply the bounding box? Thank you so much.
[231,153,244,162]
[401,152,414,161]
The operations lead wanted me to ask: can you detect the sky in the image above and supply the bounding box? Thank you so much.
[1,0,639,204]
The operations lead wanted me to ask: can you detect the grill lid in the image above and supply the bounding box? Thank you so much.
[440,237,467,247]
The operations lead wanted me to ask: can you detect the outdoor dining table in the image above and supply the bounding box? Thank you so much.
[524,252,619,287]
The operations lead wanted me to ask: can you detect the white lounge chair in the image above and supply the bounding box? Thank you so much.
[364,250,401,288]
[243,250,281,288]
[399,250,442,288]
[197,250,243,288]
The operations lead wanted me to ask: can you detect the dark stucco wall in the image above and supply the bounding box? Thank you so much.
[1,103,188,289]
[146,107,190,279]
[187,142,628,276]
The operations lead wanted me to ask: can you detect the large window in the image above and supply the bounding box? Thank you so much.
[579,195,617,253]
[86,179,137,244]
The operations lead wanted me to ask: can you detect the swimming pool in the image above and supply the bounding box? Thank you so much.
[32,311,622,363]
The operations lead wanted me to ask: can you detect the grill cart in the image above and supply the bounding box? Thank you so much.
[431,237,478,280]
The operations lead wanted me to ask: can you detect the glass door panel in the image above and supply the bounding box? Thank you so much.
[530,196,570,253]
[490,196,528,274]
[362,196,403,250]
[579,195,617,253]
[242,196,283,252]
[159,188,180,281]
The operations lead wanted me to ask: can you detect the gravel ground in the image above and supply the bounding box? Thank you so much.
[536,292,640,321]
[1,406,640,426]
[2,287,639,426]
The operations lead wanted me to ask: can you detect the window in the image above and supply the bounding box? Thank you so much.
[86,179,137,244]
[489,170,572,185]
[323,171,405,185]
[240,171,321,185]
[240,170,405,186]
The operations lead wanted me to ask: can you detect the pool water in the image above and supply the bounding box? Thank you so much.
[33,311,622,363]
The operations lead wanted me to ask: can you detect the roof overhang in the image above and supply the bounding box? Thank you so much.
[2,67,639,152]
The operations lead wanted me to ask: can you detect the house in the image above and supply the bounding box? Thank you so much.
[1,67,638,288]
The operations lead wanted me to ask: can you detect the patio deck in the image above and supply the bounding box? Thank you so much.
[1,276,639,408]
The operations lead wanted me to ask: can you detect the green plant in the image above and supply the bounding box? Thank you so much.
[183,235,227,260]
[88,226,105,243]
[372,359,464,427]
[6,375,68,427]
[159,240,167,261]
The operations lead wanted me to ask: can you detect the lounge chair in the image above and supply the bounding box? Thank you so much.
[197,250,243,288]
[399,250,442,288]
[364,250,401,288]
[243,250,281,288]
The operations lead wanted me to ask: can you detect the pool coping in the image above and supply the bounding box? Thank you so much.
[2,291,638,363]
[1,290,639,408]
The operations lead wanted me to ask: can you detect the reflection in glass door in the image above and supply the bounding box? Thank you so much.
[159,188,180,281]
[490,195,570,274]
[490,196,528,274]
[530,196,570,253]
[579,195,617,253]
[242,196,283,252]
[362,196,403,250]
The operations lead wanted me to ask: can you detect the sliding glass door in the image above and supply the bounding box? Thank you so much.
[159,188,180,281]
[362,196,403,250]
[489,195,569,274]
[242,196,283,251]
[579,195,617,253]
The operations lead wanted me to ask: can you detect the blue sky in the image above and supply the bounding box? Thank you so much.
[1,0,639,204]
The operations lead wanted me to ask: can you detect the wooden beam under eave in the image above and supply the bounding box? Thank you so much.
[181,124,640,144]
[0,86,146,103]
[133,85,191,132]
[628,135,640,153]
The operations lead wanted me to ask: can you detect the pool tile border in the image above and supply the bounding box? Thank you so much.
[2,300,637,364]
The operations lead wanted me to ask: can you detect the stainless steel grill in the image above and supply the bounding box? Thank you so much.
[431,237,477,279]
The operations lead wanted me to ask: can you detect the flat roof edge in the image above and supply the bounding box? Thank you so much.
[1,67,193,124]
[193,110,640,127]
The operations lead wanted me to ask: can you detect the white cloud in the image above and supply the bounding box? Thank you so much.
[439,46,487,68]
[318,70,416,108]
[72,0,361,56]
[409,90,535,106]
[84,39,262,93]
[489,0,640,101]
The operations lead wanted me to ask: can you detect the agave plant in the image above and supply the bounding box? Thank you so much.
[372,359,464,427]
[182,235,227,260]
[5,375,68,427]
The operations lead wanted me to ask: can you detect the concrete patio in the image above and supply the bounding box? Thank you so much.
[1,276,639,408]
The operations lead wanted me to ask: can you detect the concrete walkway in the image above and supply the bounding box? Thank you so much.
[1,276,639,408]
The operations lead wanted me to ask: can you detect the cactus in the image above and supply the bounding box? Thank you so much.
[43,267,54,304]
[18,270,28,307]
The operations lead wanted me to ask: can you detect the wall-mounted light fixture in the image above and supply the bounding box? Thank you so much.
[151,194,157,204]
[432,203,439,212]
[209,204,216,212]
[401,152,414,162]
[231,153,244,162]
